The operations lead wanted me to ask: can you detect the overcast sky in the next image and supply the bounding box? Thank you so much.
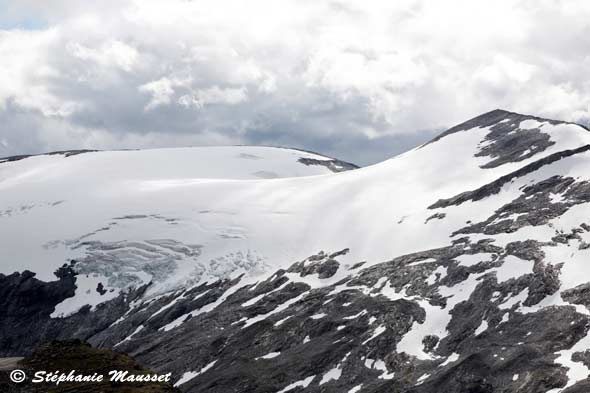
[1,0,589,165]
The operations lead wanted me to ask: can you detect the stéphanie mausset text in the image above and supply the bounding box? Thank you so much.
[32,370,173,385]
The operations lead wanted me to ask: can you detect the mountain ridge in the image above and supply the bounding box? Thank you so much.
[426,109,590,146]
[2,110,590,392]
[0,145,359,172]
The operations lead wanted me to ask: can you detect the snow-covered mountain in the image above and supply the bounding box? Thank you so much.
[2,109,590,393]
[0,146,357,313]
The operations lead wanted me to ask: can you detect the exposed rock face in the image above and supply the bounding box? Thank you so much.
[0,149,98,163]
[0,267,146,357]
[425,109,586,148]
[1,240,589,393]
[3,110,590,392]
[297,157,359,172]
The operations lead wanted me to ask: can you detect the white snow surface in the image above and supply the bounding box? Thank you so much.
[257,352,281,360]
[174,360,218,387]
[276,375,315,393]
[474,320,489,336]
[348,385,363,393]
[319,366,342,385]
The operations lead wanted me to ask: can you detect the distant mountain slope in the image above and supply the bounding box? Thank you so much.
[0,145,357,180]
[2,110,590,392]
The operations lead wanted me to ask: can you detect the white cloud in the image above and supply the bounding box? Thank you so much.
[178,86,248,109]
[1,0,590,164]
[474,55,536,87]
[68,40,138,72]
[139,77,180,110]
[0,28,79,116]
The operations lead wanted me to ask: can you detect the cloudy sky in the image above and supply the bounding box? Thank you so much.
[1,0,589,165]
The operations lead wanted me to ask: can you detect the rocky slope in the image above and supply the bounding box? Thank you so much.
[2,110,590,392]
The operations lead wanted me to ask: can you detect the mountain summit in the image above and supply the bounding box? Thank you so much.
[2,110,590,392]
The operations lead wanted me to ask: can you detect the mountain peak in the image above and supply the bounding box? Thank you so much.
[427,109,571,145]
[421,109,590,169]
